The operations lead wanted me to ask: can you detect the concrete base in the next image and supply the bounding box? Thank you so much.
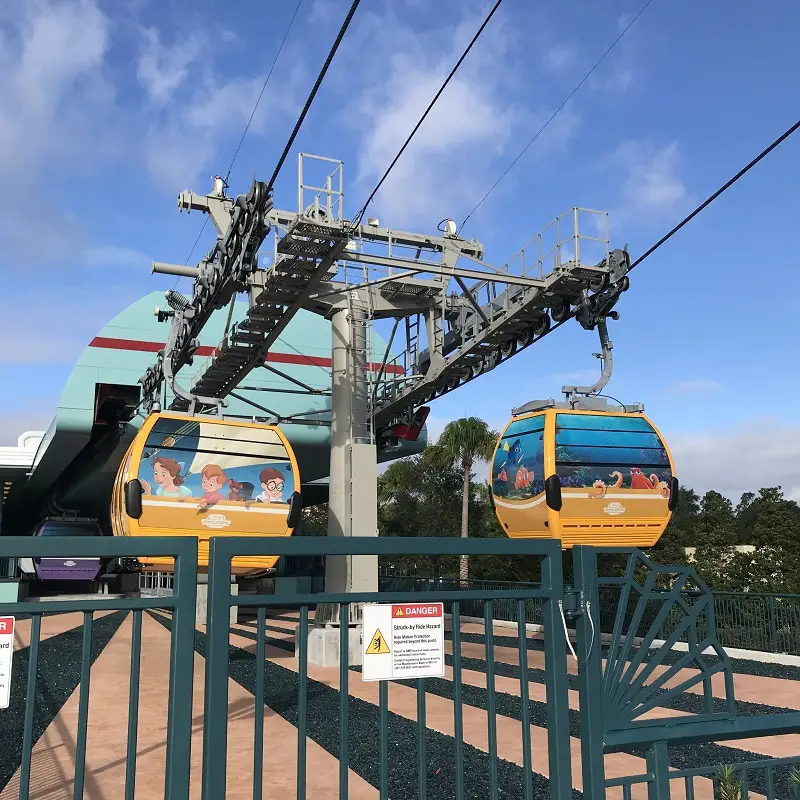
[297,623,364,667]
[195,581,238,626]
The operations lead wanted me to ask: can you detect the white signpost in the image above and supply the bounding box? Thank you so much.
[0,616,14,710]
[361,602,445,682]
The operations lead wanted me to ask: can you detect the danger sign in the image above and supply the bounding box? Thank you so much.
[392,604,442,618]
[362,602,444,682]
[0,617,14,710]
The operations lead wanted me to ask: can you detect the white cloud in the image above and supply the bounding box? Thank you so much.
[137,27,206,105]
[668,418,800,503]
[346,3,580,227]
[139,34,307,192]
[608,140,689,223]
[0,284,141,365]
[590,63,635,94]
[83,244,151,269]
[542,43,578,73]
[0,0,115,262]
[663,378,724,396]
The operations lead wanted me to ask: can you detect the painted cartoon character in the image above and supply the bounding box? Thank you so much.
[514,465,534,490]
[630,467,657,489]
[588,471,623,499]
[141,456,192,499]
[199,464,227,508]
[497,438,524,487]
[255,467,285,503]
[228,480,255,502]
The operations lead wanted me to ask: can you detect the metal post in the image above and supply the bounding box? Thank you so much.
[307,301,378,662]
[541,547,573,800]
[646,741,671,800]
[326,301,378,593]
[573,546,606,798]
[768,595,779,653]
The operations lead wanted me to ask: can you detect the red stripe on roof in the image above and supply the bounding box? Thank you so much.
[88,337,405,374]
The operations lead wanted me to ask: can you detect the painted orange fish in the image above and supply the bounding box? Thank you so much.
[514,466,534,490]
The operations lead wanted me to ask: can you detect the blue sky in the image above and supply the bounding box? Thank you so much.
[0,0,799,501]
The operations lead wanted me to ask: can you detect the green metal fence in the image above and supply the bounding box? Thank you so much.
[607,754,800,799]
[202,535,574,800]
[572,546,800,799]
[381,571,800,655]
[0,535,197,800]
[3,535,800,799]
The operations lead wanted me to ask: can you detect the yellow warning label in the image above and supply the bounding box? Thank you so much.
[365,628,390,655]
[395,608,404,616]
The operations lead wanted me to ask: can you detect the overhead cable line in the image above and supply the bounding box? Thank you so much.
[175,1,304,288]
[350,0,504,230]
[537,114,800,343]
[225,0,304,182]
[266,0,363,193]
[628,115,800,270]
[459,0,655,232]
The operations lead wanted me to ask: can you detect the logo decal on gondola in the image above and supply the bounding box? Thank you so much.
[603,502,626,516]
[201,513,232,530]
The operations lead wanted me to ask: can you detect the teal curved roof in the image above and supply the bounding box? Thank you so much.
[13,291,424,525]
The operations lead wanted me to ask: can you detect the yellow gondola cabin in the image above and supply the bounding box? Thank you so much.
[111,412,302,574]
[490,407,678,548]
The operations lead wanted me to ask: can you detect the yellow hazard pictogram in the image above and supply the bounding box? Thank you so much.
[365,628,390,655]
[395,608,404,616]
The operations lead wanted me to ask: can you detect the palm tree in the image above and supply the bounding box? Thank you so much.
[426,417,499,582]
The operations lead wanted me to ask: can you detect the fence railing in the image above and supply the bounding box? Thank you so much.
[0,536,197,800]
[380,573,800,655]
[607,754,800,799]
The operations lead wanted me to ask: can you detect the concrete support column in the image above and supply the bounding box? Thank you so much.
[302,300,379,665]
[195,573,238,626]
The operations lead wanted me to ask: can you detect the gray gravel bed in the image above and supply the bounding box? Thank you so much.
[151,611,579,799]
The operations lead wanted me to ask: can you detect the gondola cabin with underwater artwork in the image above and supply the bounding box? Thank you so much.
[490,408,678,547]
[111,412,303,574]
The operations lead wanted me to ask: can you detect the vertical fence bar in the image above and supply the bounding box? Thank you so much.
[73,611,94,800]
[253,606,266,800]
[517,599,534,800]
[417,679,427,799]
[125,610,143,800]
[18,613,41,800]
[646,742,671,800]
[297,605,309,800]
[573,546,606,798]
[452,601,465,800]
[484,601,499,800]
[339,603,350,799]
[202,539,231,800]
[768,595,779,653]
[765,764,774,798]
[168,542,198,800]
[541,547,574,800]
[379,679,389,800]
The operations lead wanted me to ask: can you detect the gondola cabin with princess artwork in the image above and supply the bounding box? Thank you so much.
[490,405,679,548]
[111,411,303,574]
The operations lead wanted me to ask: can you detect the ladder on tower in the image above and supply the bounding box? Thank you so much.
[172,218,347,410]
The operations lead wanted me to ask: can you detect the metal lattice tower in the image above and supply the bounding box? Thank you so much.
[142,152,633,635]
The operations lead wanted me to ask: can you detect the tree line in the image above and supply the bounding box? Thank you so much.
[302,417,800,595]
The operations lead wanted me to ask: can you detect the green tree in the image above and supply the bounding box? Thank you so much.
[377,454,464,576]
[692,491,738,588]
[424,417,499,582]
[735,487,800,591]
